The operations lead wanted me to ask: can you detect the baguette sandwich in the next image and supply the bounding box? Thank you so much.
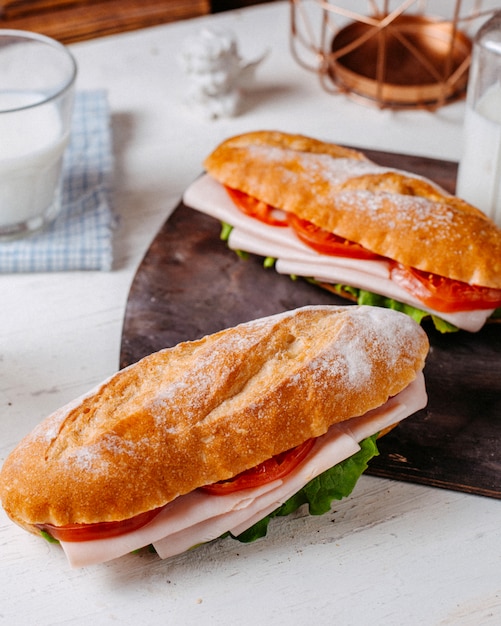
[0,305,428,568]
[184,130,501,333]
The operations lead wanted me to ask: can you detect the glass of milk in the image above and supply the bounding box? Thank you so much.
[456,12,501,228]
[0,30,77,240]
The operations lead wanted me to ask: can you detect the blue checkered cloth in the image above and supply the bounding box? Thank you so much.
[0,90,115,272]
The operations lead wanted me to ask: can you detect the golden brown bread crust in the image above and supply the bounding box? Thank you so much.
[0,305,428,533]
[204,130,501,289]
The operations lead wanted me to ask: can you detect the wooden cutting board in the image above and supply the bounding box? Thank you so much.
[120,148,501,500]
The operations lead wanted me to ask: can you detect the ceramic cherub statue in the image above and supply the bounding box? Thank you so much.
[179,27,266,119]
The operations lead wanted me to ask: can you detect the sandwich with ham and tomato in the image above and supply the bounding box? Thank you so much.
[183,130,501,333]
[0,305,428,568]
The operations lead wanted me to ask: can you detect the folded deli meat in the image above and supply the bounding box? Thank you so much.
[0,306,428,567]
[184,131,501,332]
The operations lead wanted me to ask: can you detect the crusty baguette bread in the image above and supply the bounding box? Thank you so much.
[0,305,428,534]
[204,130,501,289]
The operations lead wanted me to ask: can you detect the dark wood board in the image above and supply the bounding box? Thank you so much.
[120,148,501,500]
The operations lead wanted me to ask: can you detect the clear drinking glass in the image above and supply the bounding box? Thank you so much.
[0,30,77,240]
[456,12,501,227]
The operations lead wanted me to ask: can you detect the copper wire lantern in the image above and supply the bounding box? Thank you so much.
[290,0,495,109]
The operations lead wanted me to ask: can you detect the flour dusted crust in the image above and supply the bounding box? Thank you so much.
[0,305,428,532]
[204,130,501,289]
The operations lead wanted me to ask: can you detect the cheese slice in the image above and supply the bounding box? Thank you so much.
[182,175,495,332]
[60,373,426,568]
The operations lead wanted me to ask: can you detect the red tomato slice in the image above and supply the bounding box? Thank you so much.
[225,186,289,227]
[36,441,316,541]
[36,506,163,543]
[200,439,316,495]
[287,213,383,260]
[390,263,501,312]
[225,187,501,314]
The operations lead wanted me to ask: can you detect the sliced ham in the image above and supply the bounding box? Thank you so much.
[61,480,281,568]
[226,371,426,538]
[153,431,360,559]
[275,258,492,332]
[228,227,391,278]
[61,374,426,567]
[183,175,495,332]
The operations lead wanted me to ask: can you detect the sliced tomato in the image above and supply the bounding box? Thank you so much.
[226,186,381,258]
[36,506,163,543]
[200,439,315,495]
[390,263,501,313]
[225,186,289,227]
[287,213,383,260]
[225,187,501,314]
[36,441,316,541]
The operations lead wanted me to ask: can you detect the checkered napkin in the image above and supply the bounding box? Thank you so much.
[0,90,115,272]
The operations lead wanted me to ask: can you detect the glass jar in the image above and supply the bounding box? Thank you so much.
[456,11,501,227]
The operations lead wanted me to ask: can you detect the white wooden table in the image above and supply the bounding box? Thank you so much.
[1,3,500,624]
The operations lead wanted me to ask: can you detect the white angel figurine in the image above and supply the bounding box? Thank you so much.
[179,27,266,119]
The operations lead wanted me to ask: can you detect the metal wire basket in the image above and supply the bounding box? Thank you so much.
[290,0,494,109]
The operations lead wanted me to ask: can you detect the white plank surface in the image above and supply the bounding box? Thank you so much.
[1,3,500,624]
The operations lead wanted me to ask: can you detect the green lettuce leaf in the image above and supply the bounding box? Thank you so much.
[220,236,460,333]
[40,435,380,553]
[40,529,60,544]
[220,221,233,242]
[321,284,459,334]
[232,434,379,543]
[491,307,501,320]
[219,222,499,333]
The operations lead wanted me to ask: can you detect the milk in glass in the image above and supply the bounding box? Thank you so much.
[456,83,501,225]
[456,11,501,227]
[0,31,76,239]
[0,92,69,229]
